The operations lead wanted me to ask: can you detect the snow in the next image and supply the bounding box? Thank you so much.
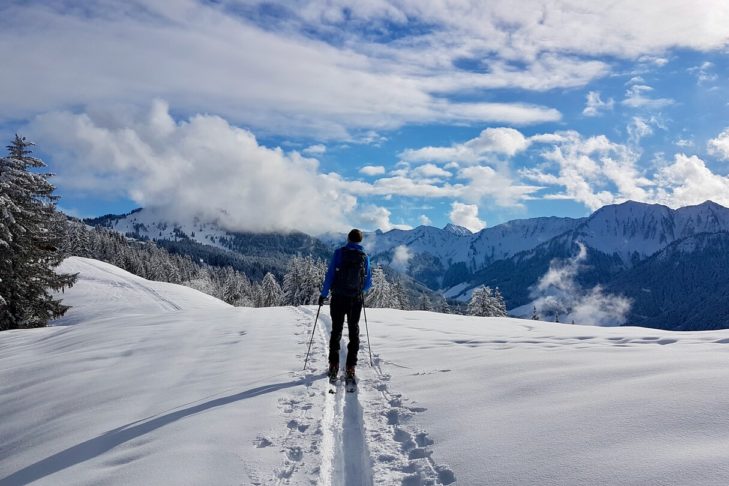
[3,257,729,484]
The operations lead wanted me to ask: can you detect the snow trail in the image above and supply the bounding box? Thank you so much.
[311,308,374,486]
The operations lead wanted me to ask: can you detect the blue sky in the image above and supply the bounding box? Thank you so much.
[1,1,729,233]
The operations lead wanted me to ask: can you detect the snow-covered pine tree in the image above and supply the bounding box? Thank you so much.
[0,135,77,329]
[259,272,283,307]
[467,285,497,317]
[283,255,325,306]
[391,279,410,310]
[492,287,507,317]
[417,292,433,311]
[531,306,540,320]
[366,264,395,308]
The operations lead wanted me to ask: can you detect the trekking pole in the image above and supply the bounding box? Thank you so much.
[361,293,373,367]
[303,304,322,371]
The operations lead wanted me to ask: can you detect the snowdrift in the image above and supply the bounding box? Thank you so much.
[2,257,729,485]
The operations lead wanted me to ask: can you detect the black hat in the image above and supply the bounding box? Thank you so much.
[347,228,363,243]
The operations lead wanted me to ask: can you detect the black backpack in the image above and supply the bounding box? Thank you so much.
[332,247,367,297]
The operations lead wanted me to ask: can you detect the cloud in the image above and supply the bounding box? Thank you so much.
[582,91,614,117]
[530,242,631,326]
[653,153,729,207]
[419,214,432,225]
[627,116,654,145]
[302,144,326,155]
[0,1,563,139]
[707,128,729,160]
[689,61,718,85]
[622,85,674,109]
[390,245,412,273]
[401,127,531,164]
[449,202,486,232]
[359,165,386,176]
[355,205,411,232]
[411,163,452,179]
[7,0,726,140]
[27,100,358,234]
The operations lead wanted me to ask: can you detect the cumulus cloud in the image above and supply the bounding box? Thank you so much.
[27,100,357,234]
[707,128,729,160]
[449,202,486,232]
[419,214,432,225]
[530,243,632,326]
[360,165,386,176]
[302,144,326,155]
[390,245,412,273]
[401,127,530,164]
[355,205,411,232]
[653,153,729,207]
[582,91,614,117]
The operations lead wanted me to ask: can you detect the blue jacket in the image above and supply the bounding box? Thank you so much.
[320,242,372,297]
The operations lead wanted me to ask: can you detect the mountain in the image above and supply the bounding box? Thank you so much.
[83,200,729,330]
[366,216,583,288]
[85,208,332,280]
[606,231,729,330]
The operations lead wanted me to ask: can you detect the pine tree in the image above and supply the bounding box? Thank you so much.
[0,136,77,329]
[366,265,395,308]
[531,306,540,320]
[391,279,410,310]
[492,287,507,317]
[467,285,504,317]
[260,272,283,307]
[417,292,433,311]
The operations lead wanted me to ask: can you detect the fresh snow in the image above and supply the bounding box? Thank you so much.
[3,257,729,484]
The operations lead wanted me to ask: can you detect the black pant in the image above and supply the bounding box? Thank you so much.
[328,294,362,369]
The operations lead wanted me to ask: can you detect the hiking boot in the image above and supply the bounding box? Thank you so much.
[328,363,338,381]
[346,366,356,379]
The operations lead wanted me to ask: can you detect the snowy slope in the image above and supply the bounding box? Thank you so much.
[3,258,729,485]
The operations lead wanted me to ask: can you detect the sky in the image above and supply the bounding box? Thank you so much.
[1,0,729,234]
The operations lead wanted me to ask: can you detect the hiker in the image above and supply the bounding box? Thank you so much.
[318,228,372,383]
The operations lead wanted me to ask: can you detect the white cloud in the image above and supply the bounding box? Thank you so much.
[359,165,386,176]
[411,163,452,179]
[355,205,411,232]
[530,242,631,326]
[689,61,718,85]
[653,153,729,207]
[622,85,674,109]
[401,127,530,164]
[449,202,486,232]
[302,144,326,155]
[707,128,729,160]
[522,130,729,210]
[0,1,563,139]
[7,0,726,139]
[390,245,412,273]
[521,131,651,210]
[582,91,614,117]
[419,214,432,226]
[627,116,654,145]
[27,101,357,234]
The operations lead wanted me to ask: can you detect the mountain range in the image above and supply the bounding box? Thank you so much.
[84,200,729,330]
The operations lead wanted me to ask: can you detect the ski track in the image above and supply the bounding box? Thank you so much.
[261,307,454,486]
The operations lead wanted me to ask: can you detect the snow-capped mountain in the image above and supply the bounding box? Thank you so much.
[570,200,729,263]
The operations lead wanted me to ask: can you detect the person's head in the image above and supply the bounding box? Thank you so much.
[347,228,363,243]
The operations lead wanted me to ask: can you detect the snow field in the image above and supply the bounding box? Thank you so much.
[4,257,729,485]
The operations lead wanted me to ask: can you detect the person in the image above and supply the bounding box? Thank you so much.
[318,228,372,383]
